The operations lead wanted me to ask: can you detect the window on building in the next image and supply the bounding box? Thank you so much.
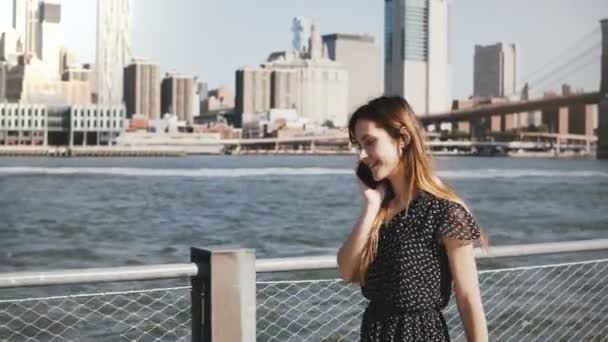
[384,0,393,64]
[403,0,428,61]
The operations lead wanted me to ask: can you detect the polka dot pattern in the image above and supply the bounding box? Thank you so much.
[360,190,481,341]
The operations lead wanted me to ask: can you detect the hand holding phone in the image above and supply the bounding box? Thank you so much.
[356,162,380,189]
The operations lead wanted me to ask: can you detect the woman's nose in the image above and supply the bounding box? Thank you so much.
[359,148,368,160]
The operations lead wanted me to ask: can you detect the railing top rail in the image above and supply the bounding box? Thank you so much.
[0,239,606,288]
[0,263,199,289]
[254,239,608,273]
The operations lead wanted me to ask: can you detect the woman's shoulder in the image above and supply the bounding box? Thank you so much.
[421,191,481,241]
[419,191,467,215]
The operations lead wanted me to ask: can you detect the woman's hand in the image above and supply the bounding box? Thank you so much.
[355,172,387,208]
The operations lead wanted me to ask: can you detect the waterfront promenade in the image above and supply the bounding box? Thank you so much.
[0,240,607,341]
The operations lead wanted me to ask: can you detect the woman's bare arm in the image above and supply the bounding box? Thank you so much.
[444,239,488,342]
[337,202,381,282]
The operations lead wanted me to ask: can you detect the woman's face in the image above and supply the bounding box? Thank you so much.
[354,119,403,181]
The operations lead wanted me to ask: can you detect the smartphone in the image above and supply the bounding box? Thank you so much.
[356,162,380,189]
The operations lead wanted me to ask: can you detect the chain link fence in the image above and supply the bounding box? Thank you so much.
[257,258,608,341]
[1,258,606,341]
[0,286,192,342]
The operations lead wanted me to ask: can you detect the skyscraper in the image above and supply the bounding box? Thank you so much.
[384,0,451,115]
[323,33,383,112]
[0,62,6,101]
[0,29,23,64]
[124,59,161,120]
[473,43,518,98]
[13,0,39,58]
[235,67,272,116]
[161,72,197,124]
[36,0,61,79]
[96,0,132,105]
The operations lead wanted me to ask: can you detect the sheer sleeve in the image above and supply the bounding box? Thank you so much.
[436,200,481,242]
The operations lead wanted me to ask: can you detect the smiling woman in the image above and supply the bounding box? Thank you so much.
[338,96,488,342]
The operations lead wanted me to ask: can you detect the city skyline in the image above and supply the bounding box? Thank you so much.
[0,0,606,101]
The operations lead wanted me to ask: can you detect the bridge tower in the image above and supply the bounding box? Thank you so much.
[598,18,608,158]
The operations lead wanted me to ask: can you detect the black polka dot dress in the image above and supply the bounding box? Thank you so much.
[360,190,481,342]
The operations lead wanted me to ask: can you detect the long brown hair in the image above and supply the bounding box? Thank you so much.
[348,96,485,283]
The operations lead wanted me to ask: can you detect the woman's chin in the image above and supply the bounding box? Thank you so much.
[371,170,384,181]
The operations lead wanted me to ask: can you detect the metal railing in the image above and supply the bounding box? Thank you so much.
[256,258,608,341]
[0,239,607,341]
[0,263,200,342]
[0,286,192,341]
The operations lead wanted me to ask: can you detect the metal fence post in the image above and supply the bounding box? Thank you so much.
[191,247,257,342]
[191,248,211,342]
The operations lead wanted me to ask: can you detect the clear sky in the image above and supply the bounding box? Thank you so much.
[1,0,606,99]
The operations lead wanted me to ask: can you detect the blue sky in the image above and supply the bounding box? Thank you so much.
[0,0,606,98]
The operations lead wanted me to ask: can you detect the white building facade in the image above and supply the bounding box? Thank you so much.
[96,0,132,105]
[384,0,451,115]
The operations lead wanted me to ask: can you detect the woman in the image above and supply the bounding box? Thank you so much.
[337,96,488,342]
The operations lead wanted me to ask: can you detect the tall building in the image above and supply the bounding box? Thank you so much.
[198,82,208,102]
[384,0,451,115]
[36,0,62,79]
[267,57,348,127]
[13,0,39,58]
[473,42,518,98]
[0,62,6,101]
[196,81,208,116]
[96,0,132,105]
[193,83,201,118]
[0,29,23,65]
[236,23,348,128]
[161,72,197,124]
[123,59,161,120]
[323,33,383,112]
[6,57,91,105]
[235,67,272,116]
[270,69,300,110]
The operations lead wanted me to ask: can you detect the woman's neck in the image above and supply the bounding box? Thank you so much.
[387,163,417,208]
